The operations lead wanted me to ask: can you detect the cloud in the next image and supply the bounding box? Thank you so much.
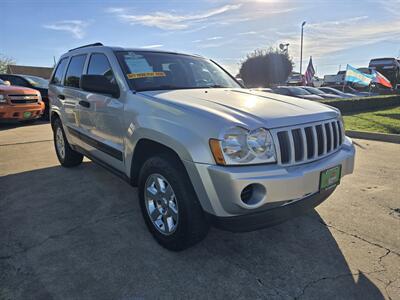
[43,20,88,39]
[107,4,242,30]
[238,31,257,35]
[277,16,400,63]
[206,36,223,40]
[378,0,400,16]
[141,44,163,49]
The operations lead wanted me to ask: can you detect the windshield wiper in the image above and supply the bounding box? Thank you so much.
[202,84,227,88]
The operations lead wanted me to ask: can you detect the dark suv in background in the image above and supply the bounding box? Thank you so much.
[0,74,49,119]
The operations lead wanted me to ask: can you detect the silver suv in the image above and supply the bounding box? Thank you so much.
[49,43,355,250]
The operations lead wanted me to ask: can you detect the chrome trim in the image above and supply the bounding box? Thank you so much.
[272,118,344,166]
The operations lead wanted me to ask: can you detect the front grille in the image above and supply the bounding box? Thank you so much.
[8,94,39,104]
[273,119,344,166]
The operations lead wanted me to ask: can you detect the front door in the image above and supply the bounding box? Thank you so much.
[78,53,124,171]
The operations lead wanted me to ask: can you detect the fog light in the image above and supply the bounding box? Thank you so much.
[240,183,266,206]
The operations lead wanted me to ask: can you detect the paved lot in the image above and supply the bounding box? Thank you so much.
[0,122,399,300]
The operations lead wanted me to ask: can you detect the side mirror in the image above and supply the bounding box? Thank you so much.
[4,80,11,86]
[81,75,120,98]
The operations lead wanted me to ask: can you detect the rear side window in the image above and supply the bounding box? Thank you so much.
[65,55,87,88]
[51,58,68,85]
[277,88,289,95]
[87,53,116,85]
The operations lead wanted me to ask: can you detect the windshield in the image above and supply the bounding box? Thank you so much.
[304,87,323,95]
[287,87,311,95]
[369,59,395,67]
[0,79,5,85]
[116,51,241,92]
[22,75,49,88]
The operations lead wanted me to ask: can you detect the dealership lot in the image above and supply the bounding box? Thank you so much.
[0,123,399,299]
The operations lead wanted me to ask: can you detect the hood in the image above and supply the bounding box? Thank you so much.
[140,88,339,128]
[0,85,40,95]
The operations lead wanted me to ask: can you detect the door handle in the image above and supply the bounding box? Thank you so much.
[79,100,90,108]
[57,94,65,100]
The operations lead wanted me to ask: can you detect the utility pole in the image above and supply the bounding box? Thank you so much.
[299,21,306,76]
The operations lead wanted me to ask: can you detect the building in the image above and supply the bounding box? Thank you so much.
[6,64,54,79]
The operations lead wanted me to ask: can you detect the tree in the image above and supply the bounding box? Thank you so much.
[0,54,16,74]
[239,48,293,88]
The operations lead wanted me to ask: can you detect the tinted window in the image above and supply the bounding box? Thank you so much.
[51,58,68,85]
[2,75,28,87]
[87,53,116,84]
[275,88,290,95]
[116,51,240,92]
[23,75,49,88]
[288,87,310,95]
[65,55,87,88]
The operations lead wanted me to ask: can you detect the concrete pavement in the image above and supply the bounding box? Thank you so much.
[0,122,399,299]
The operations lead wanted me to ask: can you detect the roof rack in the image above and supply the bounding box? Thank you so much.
[68,42,103,52]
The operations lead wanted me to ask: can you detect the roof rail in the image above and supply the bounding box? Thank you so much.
[68,42,103,52]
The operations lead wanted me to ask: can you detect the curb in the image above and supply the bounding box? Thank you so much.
[346,130,400,144]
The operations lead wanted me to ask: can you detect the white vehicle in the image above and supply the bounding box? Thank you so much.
[49,44,355,250]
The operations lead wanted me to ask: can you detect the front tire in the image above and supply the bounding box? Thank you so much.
[138,154,209,251]
[53,118,83,167]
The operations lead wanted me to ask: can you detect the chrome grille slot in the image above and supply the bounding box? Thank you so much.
[316,125,324,156]
[304,127,314,159]
[9,94,39,104]
[324,123,332,152]
[332,122,338,149]
[272,118,344,166]
[277,131,290,164]
[337,120,343,145]
[292,129,303,162]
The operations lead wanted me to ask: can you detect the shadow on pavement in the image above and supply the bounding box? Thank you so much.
[0,162,384,299]
[0,119,49,131]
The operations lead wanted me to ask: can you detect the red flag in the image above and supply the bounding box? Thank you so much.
[372,70,392,88]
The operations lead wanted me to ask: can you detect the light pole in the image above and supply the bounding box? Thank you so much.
[299,21,306,76]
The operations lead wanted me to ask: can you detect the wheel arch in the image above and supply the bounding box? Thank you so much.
[130,138,185,186]
[50,111,61,130]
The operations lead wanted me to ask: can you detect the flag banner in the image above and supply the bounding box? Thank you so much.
[372,70,393,88]
[344,64,374,86]
[304,57,315,85]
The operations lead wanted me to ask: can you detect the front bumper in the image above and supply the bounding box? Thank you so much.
[185,137,355,219]
[209,188,335,232]
[0,102,45,120]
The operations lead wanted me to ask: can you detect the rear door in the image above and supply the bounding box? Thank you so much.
[78,52,124,171]
[62,54,88,149]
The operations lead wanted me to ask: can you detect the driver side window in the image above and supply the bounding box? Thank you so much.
[87,53,116,85]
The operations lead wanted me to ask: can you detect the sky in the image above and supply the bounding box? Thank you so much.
[1,0,400,77]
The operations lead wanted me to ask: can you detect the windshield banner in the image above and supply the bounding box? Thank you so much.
[127,72,166,79]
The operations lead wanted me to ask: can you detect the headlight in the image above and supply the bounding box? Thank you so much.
[221,127,249,162]
[210,126,276,165]
[247,128,275,160]
[0,94,6,103]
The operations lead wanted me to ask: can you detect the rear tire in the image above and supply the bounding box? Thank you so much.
[138,154,209,251]
[53,118,83,167]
